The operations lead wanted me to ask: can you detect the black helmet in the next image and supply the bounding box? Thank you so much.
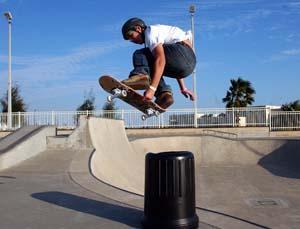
[122,17,146,40]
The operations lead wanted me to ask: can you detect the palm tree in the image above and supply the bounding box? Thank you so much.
[222,77,256,108]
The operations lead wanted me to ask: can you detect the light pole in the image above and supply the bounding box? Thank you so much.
[4,11,12,130]
[189,5,197,127]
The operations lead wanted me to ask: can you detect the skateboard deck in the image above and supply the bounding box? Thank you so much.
[99,75,166,120]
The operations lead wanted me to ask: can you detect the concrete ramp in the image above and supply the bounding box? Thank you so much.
[131,135,300,167]
[89,117,145,195]
[89,117,300,195]
[0,126,56,170]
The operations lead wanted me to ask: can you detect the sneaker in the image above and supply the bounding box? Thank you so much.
[121,74,150,90]
[155,91,174,109]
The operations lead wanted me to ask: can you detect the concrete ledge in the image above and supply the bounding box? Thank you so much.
[47,136,69,149]
[67,116,92,149]
[0,126,56,170]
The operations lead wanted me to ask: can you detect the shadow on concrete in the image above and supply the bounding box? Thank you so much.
[258,141,300,179]
[0,176,16,179]
[0,176,16,184]
[31,191,143,228]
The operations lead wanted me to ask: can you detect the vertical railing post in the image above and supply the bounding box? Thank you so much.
[18,112,21,129]
[269,108,272,132]
[265,107,268,127]
[232,107,235,127]
[122,109,124,120]
[51,111,55,126]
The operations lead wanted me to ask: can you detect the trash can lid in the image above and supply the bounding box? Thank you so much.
[146,151,194,161]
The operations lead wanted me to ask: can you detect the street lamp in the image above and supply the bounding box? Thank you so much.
[189,5,197,127]
[4,11,13,130]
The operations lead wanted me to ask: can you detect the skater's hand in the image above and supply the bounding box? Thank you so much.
[143,88,155,101]
[181,88,195,101]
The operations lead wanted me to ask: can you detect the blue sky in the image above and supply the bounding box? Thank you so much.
[0,0,299,111]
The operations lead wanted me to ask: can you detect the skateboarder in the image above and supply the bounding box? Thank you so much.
[121,17,196,109]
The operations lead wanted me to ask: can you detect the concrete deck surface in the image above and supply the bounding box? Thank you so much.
[0,149,143,229]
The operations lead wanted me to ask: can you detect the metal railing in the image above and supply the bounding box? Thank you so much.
[0,107,299,131]
[269,110,300,131]
[0,107,268,130]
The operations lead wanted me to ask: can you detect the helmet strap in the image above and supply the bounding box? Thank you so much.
[140,26,146,44]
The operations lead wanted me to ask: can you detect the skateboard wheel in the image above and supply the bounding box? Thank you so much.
[121,90,127,97]
[154,111,160,117]
[107,95,113,102]
[141,114,148,121]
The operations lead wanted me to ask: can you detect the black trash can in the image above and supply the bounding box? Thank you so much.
[142,151,199,229]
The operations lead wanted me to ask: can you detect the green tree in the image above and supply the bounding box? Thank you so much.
[222,77,256,108]
[1,83,27,112]
[281,100,300,111]
[103,100,116,111]
[77,89,96,111]
[102,100,119,119]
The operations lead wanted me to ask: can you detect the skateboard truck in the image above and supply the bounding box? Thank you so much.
[107,88,127,102]
[141,108,160,120]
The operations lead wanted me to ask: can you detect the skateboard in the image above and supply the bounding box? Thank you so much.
[99,75,166,120]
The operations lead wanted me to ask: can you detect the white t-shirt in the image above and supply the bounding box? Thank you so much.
[144,24,192,52]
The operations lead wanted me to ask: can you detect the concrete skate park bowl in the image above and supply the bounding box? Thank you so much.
[90,117,300,193]
[89,117,300,228]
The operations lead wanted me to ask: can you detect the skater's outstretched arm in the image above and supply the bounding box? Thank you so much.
[177,79,195,101]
